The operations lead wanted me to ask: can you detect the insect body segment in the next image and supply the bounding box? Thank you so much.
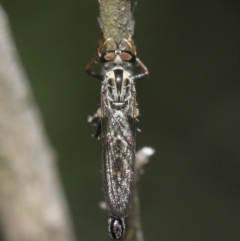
[108,217,125,240]
[86,37,148,240]
[103,67,136,108]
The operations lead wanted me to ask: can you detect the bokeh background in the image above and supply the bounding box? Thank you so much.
[1,0,240,240]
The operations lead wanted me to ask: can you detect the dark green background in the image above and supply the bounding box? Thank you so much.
[1,0,240,240]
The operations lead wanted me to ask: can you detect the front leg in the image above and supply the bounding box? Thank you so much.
[85,57,104,81]
[132,57,149,81]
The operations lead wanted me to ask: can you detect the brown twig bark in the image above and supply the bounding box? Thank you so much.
[0,5,76,241]
[98,0,135,42]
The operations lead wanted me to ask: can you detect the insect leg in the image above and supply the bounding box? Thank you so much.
[88,108,102,138]
[132,57,149,81]
[85,57,104,81]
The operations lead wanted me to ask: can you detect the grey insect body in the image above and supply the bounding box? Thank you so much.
[86,38,148,240]
[101,67,137,220]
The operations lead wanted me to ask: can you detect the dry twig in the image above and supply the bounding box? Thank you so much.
[0,5,76,241]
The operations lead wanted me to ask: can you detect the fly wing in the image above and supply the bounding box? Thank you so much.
[101,96,136,218]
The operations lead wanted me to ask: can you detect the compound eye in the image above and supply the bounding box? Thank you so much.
[120,51,135,62]
[103,52,116,61]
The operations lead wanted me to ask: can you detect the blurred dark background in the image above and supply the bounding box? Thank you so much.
[1,0,240,240]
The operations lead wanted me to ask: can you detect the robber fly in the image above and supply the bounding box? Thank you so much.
[86,37,148,240]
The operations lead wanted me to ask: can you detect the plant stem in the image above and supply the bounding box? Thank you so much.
[98,0,134,42]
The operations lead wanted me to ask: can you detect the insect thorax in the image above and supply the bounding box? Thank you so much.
[101,66,136,110]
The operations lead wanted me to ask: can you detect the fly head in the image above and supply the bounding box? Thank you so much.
[98,38,137,69]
